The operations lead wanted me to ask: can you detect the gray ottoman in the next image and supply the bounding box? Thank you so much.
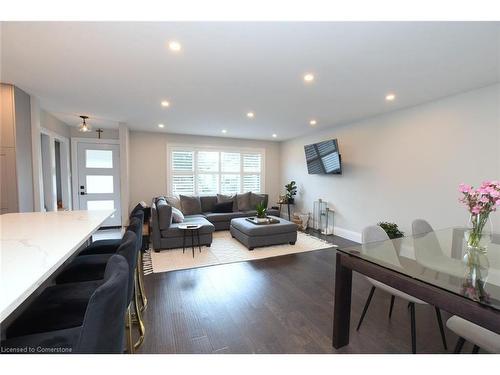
[230,216,298,250]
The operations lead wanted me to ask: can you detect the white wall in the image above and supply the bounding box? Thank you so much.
[41,110,71,139]
[129,131,281,206]
[281,84,500,241]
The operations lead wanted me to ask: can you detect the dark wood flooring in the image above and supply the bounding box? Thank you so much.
[137,232,465,354]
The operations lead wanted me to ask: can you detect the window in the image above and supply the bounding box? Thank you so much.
[169,147,264,195]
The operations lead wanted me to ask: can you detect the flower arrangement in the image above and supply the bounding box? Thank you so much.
[458,180,498,302]
[458,180,500,248]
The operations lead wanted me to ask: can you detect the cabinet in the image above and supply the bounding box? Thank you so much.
[0,83,34,213]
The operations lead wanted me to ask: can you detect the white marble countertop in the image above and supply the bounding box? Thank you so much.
[0,210,114,323]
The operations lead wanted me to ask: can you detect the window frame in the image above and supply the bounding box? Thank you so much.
[167,143,266,196]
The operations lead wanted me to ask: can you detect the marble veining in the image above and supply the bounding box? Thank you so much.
[0,210,114,323]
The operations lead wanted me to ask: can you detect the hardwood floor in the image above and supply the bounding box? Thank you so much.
[137,232,463,354]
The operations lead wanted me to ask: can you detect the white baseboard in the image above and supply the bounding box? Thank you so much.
[333,226,362,243]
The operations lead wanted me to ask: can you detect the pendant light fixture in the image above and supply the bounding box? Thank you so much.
[78,115,91,132]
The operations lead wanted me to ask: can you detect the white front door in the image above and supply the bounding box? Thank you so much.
[77,142,121,227]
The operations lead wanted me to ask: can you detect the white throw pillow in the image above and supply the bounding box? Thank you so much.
[171,207,185,223]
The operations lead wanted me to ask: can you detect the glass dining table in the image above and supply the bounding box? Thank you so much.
[332,227,500,349]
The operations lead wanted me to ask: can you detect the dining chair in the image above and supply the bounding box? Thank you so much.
[2,254,129,353]
[446,315,500,353]
[411,219,465,278]
[357,225,448,353]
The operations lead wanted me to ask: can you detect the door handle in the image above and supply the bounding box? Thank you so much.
[80,192,86,195]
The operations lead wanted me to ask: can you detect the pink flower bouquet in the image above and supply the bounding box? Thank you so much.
[459,180,500,248]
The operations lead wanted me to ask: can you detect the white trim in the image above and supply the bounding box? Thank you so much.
[334,226,362,243]
[71,137,120,145]
[166,143,266,196]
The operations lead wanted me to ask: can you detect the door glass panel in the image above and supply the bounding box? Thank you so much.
[87,200,115,217]
[86,175,114,194]
[86,150,113,168]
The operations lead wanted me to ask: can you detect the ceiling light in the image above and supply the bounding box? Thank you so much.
[247,112,255,118]
[385,93,396,101]
[78,115,91,132]
[222,129,227,134]
[158,124,165,128]
[303,73,315,83]
[161,100,170,107]
[309,119,317,126]
[168,41,182,52]
[272,134,277,138]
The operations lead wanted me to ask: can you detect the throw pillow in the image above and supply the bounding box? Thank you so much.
[217,193,237,211]
[165,196,181,210]
[179,195,202,215]
[156,198,173,230]
[236,191,252,211]
[171,207,185,223]
[213,201,233,213]
[250,193,268,209]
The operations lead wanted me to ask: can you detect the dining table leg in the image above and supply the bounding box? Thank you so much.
[332,252,353,349]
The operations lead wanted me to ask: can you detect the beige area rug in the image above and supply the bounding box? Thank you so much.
[142,230,335,274]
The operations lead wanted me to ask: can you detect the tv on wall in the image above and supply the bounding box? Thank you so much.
[304,139,342,175]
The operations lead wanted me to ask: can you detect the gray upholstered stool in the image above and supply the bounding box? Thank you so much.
[230,216,297,250]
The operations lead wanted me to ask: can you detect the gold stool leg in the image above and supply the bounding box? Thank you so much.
[136,253,148,311]
[133,273,146,349]
[126,305,134,354]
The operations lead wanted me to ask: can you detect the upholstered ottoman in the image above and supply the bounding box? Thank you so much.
[230,216,298,250]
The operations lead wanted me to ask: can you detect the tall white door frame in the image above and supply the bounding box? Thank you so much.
[39,127,72,211]
[71,137,121,226]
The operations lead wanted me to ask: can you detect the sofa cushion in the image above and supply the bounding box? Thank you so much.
[250,193,268,209]
[156,198,173,230]
[236,192,252,211]
[217,194,237,211]
[213,201,233,213]
[160,216,215,238]
[200,195,217,212]
[171,207,184,223]
[204,211,248,223]
[179,195,202,215]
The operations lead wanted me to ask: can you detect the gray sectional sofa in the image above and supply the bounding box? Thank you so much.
[151,193,279,252]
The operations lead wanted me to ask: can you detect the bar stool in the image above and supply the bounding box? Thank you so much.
[2,255,129,353]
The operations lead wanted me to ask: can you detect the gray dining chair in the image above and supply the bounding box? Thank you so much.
[357,225,447,353]
[446,315,500,354]
[411,219,466,279]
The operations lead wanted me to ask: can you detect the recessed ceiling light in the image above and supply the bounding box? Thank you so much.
[222,129,227,134]
[303,73,315,83]
[247,112,255,118]
[309,119,317,126]
[272,134,277,138]
[158,124,165,128]
[168,41,182,52]
[161,100,170,107]
[385,93,396,101]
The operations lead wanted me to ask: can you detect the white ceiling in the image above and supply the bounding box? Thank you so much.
[1,22,499,141]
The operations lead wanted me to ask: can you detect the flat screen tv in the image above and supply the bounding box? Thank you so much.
[304,139,342,174]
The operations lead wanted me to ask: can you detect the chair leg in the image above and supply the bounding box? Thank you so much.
[472,345,480,354]
[356,286,376,331]
[136,256,148,312]
[454,337,466,353]
[434,307,448,350]
[409,302,416,354]
[388,295,395,319]
[133,273,146,349]
[126,305,134,354]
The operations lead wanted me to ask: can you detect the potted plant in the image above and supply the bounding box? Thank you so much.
[377,222,404,239]
[285,181,297,204]
[255,202,268,223]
